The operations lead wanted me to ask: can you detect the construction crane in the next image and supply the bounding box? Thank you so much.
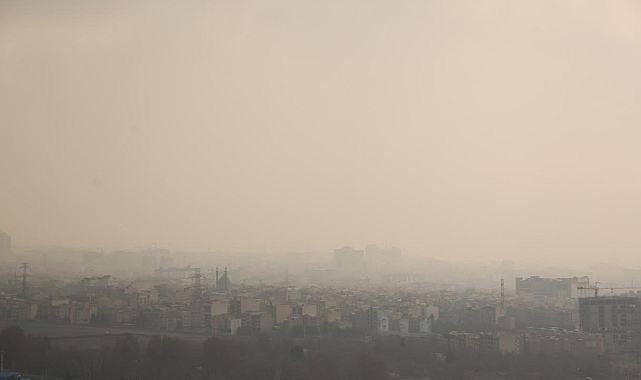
[578,281,600,297]
[603,286,639,295]
[578,281,639,297]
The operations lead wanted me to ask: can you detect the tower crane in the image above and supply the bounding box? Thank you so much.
[578,281,639,297]
[578,281,600,297]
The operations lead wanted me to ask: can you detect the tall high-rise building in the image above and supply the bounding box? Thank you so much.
[0,231,11,254]
[579,296,641,354]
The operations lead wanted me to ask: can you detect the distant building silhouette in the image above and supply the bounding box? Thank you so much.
[516,276,589,304]
[216,267,230,291]
[333,246,365,268]
[0,230,12,254]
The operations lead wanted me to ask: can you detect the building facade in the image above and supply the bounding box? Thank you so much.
[579,296,641,354]
[516,276,590,304]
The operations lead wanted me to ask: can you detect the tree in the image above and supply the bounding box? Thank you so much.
[90,312,109,326]
[201,336,247,380]
[309,357,337,380]
[147,335,193,380]
[279,357,307,380]
[26,335,52,374]
[0,325,28,370]
[357,354,389,380]
[445,350,454,365]
[113,333,139,359]
[147,335,162,362]
[290,345,305,362]
[256,333,272,355]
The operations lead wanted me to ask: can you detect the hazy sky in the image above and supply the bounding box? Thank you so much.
[2,1,641,264]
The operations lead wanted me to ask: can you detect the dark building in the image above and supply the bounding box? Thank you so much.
[579,296,641,354]
[215,267,230,291]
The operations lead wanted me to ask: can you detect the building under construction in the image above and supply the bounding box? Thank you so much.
[579,296,641,354]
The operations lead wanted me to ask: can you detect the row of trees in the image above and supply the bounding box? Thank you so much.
[0,326,391,380]
[0,324,614,380]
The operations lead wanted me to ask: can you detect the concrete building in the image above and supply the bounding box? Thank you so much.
[9,302,38,320]
[377,309,392,332]
[230,297,261,316]
[477,332,520,354]
[241,298,261,313]
[241,311,273,334]
[579,296,641,354]
[302,304,317,317]
[210,300,229,317]
[72,302,97,324]
[275,304,292,324]
[507,306,578,330]
[211,314,242,334]
[324,310,341,324]
[516,276,590,304]
[127,290,159,307]
[462,305,506,327]
[255,312,273,333]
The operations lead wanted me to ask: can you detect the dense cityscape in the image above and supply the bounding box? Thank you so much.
[4,0,641,379]
[0,232,640,379]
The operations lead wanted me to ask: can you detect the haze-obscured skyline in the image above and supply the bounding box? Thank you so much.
[2,1,641,265]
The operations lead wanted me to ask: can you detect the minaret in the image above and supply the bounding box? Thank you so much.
[215,267,219,289]
[224,267,228,289]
